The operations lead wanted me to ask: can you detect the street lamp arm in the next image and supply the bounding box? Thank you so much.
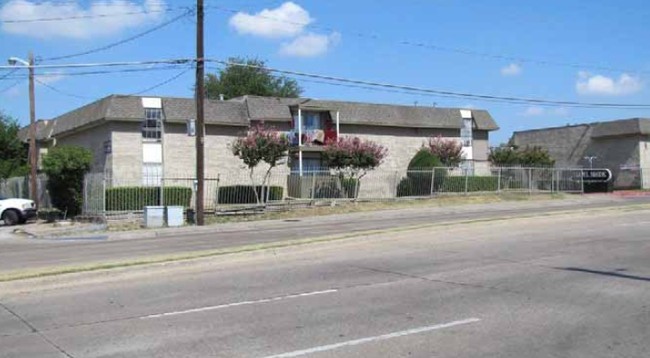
[7,56,30,67]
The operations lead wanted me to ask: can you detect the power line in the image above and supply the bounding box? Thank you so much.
[0,68,18,81]
[2,65,190,80]
[207,5,650,76]
[1,7,176,24]
[205,59,650,109]
[35,78,92,99]
[130,66,193,95]
[43,9,194,61]
[0,58,192,70]
[0,79,21,94]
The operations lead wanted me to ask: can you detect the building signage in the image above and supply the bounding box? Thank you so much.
[582,169,612,182]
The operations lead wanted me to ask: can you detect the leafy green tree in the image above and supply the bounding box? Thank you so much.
[0,112,28,179]
[489,144,555,167]
[231,124,290,204]
[488,145,520,167]
[205,57,302,100]
[42,146,93,217]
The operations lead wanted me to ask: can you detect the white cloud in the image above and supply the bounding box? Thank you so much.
[500,63,522,76]
[279,32,340,57]
[0,0,166,39]
[229,2,312,38]
[576,71,643,96]
[521,106,545,117]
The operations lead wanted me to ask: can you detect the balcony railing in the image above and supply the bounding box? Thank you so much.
[285,129,337,147]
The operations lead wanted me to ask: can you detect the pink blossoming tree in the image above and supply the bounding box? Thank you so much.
[427,135,464,167]
[323,137,387,198]
[231,124,290,204]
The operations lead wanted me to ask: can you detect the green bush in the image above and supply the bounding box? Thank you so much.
[441,176,499,192]
[105,186,192,211]
[42,146,92,217]
[217,185,283,204]
[397,149,447,197]
[341,177,359,198]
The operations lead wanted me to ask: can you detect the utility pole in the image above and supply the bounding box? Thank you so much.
[195,0,205,225]
[28,52,38,210]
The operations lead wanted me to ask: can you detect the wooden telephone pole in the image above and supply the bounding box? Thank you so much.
[195,0,205,225]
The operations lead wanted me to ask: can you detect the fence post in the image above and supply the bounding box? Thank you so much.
[215,174,220,209]
[310,172,316,201]
[528,168,532,195]
[464,168,469,195]
[160,178,165,207]
[102,174,106,215]
[497,167,501,193]
[430,169,435,196]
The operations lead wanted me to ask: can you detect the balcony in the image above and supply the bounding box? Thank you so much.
[286,129,338,147]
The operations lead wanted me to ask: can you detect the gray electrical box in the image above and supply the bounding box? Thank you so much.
[144,206,165,228]
[166,206,184,227]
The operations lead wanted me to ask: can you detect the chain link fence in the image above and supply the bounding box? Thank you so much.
[82,167,586,219]
[0,175,51,208]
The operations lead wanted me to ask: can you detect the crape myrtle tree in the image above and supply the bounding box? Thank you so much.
[205,57,302,100]
[231,124,290,204]
[322,137,387,199]
[427,135,464,167]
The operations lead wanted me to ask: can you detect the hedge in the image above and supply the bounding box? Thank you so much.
[106,186,192,211]
[217,185,283,204]
[396,169,447,197]
[440,176,499,192]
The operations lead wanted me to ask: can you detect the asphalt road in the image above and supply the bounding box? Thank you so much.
[0,201,649,357]
[0,195,649,273]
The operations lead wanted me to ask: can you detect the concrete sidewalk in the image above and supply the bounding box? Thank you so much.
[5,195,620,240]
[10,193,645,242]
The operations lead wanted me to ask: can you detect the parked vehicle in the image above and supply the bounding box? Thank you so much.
[0,197,37,225]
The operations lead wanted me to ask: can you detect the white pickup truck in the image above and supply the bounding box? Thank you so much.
[0,197,37,225]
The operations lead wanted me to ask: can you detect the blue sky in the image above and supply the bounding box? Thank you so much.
[2,0,650,144]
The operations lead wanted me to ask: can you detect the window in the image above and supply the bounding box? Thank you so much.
[142,163,162,186]
[142,108,163,141]
[293,111,324,131]
[291,157,324,172]
[460,118,473,147]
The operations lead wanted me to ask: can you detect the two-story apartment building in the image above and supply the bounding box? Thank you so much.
[22,94,499,186]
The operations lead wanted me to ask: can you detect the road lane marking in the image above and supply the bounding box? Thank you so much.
[140,289,338,319]
[261,317,481,358]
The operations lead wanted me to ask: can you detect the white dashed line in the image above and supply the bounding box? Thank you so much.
[140,289,338,319]
[262,318,481,358]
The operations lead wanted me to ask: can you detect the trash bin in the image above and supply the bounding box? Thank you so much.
[186,208,195,225]
[166,206,184,227]
[144,206,165,228]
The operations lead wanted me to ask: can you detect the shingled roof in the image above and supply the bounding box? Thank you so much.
[239,96,498,130]
[49,95,249,136]
[32,94,498,137]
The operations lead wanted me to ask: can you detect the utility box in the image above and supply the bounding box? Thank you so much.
[144,206,165,228]
[166,206,184,227]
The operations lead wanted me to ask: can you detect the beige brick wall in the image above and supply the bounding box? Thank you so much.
[57,123,111,173]
[339,125,490,171]
[110,122,142,179]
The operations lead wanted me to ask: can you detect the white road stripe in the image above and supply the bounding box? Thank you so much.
[140,289,338,319]
[261,318,481,358]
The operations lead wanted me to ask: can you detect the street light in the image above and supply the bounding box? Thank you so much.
[7,53,38,209]
[584,155,597,169]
